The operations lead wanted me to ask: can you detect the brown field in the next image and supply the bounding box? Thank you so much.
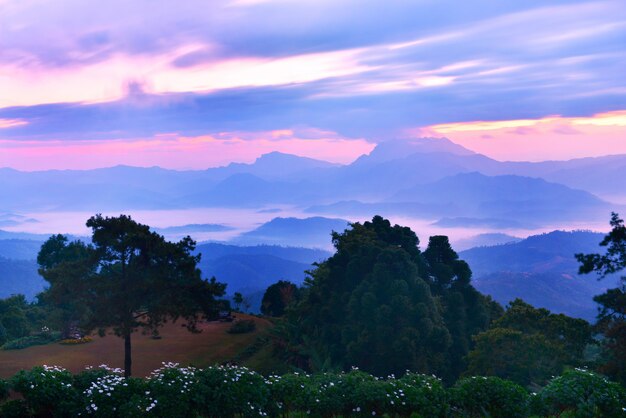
[0,314,272,378]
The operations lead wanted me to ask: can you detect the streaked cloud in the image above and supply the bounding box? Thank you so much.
[0,118,27,129]
[417,111,626,161]
[1,0,626,166]
[0,129,374,171]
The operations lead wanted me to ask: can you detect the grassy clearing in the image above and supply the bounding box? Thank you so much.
[0,314,271,378]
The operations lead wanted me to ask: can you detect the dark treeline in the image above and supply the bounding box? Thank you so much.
[265,215,625,388]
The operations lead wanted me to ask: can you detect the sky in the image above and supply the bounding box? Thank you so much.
[1,0,626,170]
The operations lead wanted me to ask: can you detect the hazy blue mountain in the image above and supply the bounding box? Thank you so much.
[453,233,521,251]
[393,172,610,224]
[0,239,45,260]
[0,240,330,309]
[2,139,625,231]
[305,200,453,218]
[432,217,536,230]
[231,217,350,248]
[487,154,626,202]
[460,230,621,320]
[0,257,45,299]
[194,243,331,312]
[0,230,53,241]
[195,242,330,265]
[219,151,339,180]
[154,224,233,234]
[179,173,319,207]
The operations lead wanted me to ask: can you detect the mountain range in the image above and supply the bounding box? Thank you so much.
[1,139,624,227]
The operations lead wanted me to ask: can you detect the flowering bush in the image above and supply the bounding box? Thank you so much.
[60,336,93,345]
[387,372,448,417]
[534,368,626,418]
[449,376,529,418]
[80,368,150,417]
[2,364,625,417]
[193,364,271,417]
[146,362,199,417]
[266,372,315,415]
[10,365,79,416]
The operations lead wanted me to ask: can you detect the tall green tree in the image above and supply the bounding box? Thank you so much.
[261,280,299,317]
[37,214,226,377]
[576,212,626,384]
[423,235,501,381]
[283,216,495,377]
[466,299,592,386]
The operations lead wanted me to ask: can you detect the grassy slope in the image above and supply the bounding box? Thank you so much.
[0,314,272,378]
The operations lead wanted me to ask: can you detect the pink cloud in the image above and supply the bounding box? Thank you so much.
[416,110,626,161]
[1,129,374,171]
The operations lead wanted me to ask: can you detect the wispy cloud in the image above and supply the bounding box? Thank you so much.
[0,128,374,170]
[1,0,626,166]
[417,111,626,161]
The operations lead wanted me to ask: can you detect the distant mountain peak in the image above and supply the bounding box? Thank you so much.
[254,151,336,166]
[356,137,476,165]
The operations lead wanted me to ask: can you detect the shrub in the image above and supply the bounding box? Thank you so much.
[1,331,61,350]
[450,376,529,418]
[0,378,9,401]
[10,365,80,416]
[227,319,257,334]
[79,366,152,416]
[146,362,199,417]
[193,365,271,417]
[0,400,32,418]
[387,372,448,418]
[267,372,315,415]
[534,368,626,418]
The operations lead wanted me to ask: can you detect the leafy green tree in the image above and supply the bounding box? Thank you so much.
[232,292,244,312]
[0,295,34,345]
[423,235,502,382]
[283,216,452,376]
[576,212,626,384]
[38,214,226,377]
[261,280,299,317]
[466,299,592,386]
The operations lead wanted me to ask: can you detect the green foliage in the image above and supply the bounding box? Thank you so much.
[424,235,502,382]
[37,214,227,377]
[534,368,626,418]
[576,212,626,385]
[278,217,498,380]
[0,294,45,346]
[10,365,79,416]
[0,378,8,401]
[0,400,31,418]
[193,365,271,417]
[266,369,447,418]
[1,364,624,417]
[80,370,152,416]
[227,319,257,334]
[147,363,199,417]
[284,216,491,378]
[450,376,529,418]
[386,372,448,418]
[261,280,299,317]
[1,330,61,350]
[466,299,592,386]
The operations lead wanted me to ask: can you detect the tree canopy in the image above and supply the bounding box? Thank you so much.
[279,215,499,380]
[576,212,626,384]
[37,214,226,377]
[466,299,592,386]
[261,280,299,317]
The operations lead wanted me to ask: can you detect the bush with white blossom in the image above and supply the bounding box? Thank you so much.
[1,363,624,417]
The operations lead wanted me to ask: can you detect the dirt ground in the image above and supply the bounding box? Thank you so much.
[0,314,271,378]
